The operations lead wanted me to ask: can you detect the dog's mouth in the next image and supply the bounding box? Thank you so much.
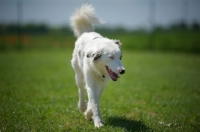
[105,66,119,81]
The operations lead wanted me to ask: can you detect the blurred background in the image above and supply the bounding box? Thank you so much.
[0,0,200,53]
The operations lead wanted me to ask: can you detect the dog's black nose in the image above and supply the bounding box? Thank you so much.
[119,69,125,74]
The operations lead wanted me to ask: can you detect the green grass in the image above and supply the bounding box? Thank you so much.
[0,49,200,131]
[1,30,200,53]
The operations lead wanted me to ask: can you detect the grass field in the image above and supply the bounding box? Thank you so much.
[1,30,200,53]
[0,49,200,131]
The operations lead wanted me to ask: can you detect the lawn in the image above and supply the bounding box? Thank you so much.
[1,30,200,53]
[0,49,200,131]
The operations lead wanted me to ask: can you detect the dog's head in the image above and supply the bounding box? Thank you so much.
[86,39,125,81]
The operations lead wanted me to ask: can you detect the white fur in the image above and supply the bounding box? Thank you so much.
[70,4,125,128]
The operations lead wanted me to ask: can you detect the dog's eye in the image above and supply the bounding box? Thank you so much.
[109,55,114,59]
[120,56,122,60]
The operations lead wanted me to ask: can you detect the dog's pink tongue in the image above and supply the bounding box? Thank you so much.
[105,66,119,81]
[111,72,119,81]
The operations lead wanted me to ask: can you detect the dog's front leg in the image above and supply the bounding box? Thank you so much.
[85,84,103,128]
[87,87,104,128]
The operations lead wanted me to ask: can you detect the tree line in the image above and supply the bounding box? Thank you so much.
[0,22,200,34]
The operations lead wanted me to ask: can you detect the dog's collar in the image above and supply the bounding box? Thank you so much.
[93,37,102,40]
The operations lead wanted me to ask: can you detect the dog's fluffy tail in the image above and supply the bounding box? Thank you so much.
[70,4,103,37]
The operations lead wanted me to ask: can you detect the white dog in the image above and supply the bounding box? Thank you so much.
[70,4,125,128]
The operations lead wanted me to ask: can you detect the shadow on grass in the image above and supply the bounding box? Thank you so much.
[106,115,151,131]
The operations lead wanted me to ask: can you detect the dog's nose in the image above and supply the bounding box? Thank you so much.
[119,69,125,74]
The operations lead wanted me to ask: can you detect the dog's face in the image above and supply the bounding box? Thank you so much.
[87,40,125,81]
[103,50,125,81]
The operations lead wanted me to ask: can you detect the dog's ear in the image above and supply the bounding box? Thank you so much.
[114,40,122,49]
[93,52,102,61]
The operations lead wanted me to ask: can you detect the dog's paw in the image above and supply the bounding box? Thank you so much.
[94,118,104,128]
[84,109,93,121]
[94,121,104,128]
